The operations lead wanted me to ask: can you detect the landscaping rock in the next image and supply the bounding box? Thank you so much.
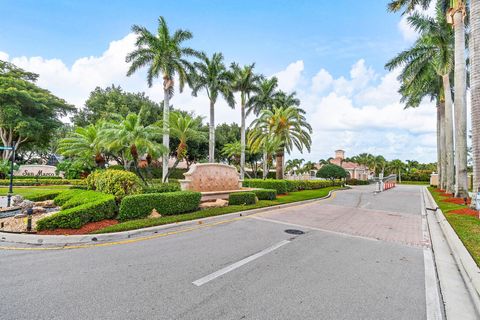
[17,200,34,210]
[199,199,228,209]
[31,206,47,215]
[12,195,24,206]
[33,200,56,208]
[148,209,162,219]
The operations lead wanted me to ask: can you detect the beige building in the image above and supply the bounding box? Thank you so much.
[325,150,371,180]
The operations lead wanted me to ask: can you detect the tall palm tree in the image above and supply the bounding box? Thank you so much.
[248,128,282,179]
[191,52,235,163]
[388,159,406,182]
[126,16,201,182]
[58,124,106,168]
[230,63,262,179]
[161,112,206,179]
[385,5,455,192]
[472,0,480,196]
[388,0,433,13]
[249,106,312,179]
[448,0,469,197]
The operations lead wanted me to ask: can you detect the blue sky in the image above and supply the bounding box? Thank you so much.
[0,0,439,162]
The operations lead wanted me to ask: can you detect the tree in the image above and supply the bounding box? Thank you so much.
[472,0,480,196]
[448,0,469,197]
[230,63,262,180]
[249,105,312,179]
[285,158,304,174]
[58,124,106,168]
[0,60,74,160]
[316,164,347,181]
[191,53,235,163]
[163,111,206,179]
[126,16,201,182]
[388,0,432,14]
[72,85,161,126]
[388,159,406,182]
[215,123,241,163]
[385,4,455,192]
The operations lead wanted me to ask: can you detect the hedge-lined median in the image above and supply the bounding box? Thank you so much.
[0,179,85,186]
[229,192,257,205]
[118,191,201,221]
[243,179,342,194]
[252,189,277,200]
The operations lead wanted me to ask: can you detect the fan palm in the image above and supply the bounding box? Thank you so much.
[58,124,106,168]
[191,52,235,163]
[126,16,201,182]
[472,0,480,196]
[230,63,262,179]
[249,106,312,179]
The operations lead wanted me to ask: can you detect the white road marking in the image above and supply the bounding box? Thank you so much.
[420,188,444,320]
[192,240,290,287]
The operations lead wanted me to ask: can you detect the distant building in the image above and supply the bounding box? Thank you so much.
[325,150,371,180]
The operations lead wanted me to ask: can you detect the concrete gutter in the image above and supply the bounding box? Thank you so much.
[0,187,348,246]
[423,187,480,318]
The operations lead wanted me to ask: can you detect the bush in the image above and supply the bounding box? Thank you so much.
[229,192,257,205]
[118,191,201,221]
[13,176,62,180]
[53,189,87,206]
[86,170,142,201]
[243,179,288,194]
[346,179,370,185]
[137,167,188,180]
[56,159,94,179]
[26,190,64,202]
[143,182,180,194]
[316,164,347,180]
[252,189,277,200]
[402,170,431,182]
[61,190,109,209]
[36,194,116,230]
[0,179,85,186]
[285,180,341,191]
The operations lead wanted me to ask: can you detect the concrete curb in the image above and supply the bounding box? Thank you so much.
[0,187,348,246]
[424,187,480,315]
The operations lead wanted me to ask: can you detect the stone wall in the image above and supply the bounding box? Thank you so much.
[179,163,242,192]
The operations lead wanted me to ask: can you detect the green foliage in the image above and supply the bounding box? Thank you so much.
[86,170,142,201]
[56,159,94,179]
[0,179,85,186]
[316,164,347,180]
[13,175,62,180]
[61,190,111,209]
[143,183,181,194]
[402,170,432,182]
[118,191,201,221]
[284,180,341,192]
[229,192,257,205]
[25,190,63,202]
[53,189,86,206]
[346,179,370,185]
[243,179,288,194]
[0,160,19,179]
[37,192,116,230]
[252,189,277,200]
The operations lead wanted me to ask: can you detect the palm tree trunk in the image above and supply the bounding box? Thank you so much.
[439,100,447,190]
[162,87,170,183]
[436,100,441,187]
[276,148,284,180]
[209,100,215,163]
[453,8,468,197]
[471,0,480,198]
[240,98,246,180]
[443,74,455,194]
[262,150,268,179]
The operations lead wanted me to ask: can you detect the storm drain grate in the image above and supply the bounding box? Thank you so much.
[284,229,305,235]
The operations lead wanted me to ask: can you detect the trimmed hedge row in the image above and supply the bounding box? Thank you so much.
[252,189,277,200]
[118,191,201,221]
[243,179,341,194]
[346,179,370,185]
[229,192,257,205]
[13,176,62,180]
[25,190,64,202]
[0,179,86,186]
[36,192,116,230]
[61,190,111,209]
[143,183,180,194]
[53,189,86,206]
[243,179,288,194]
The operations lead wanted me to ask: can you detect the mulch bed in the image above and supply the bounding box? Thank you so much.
[449,208,479,217]
[37,219,118,235]
[442,197,471,205]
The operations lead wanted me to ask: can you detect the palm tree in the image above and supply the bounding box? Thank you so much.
[221,141,242,165]
[385,5,455,192]
[126,16,201,182]
[248,128,282,179]
[102,113,166,181]
[230,63,262,179]
[249,106,312,179]
[246,77,280,116]
[162,112,206,179]
[191,52,235,163]
[58,124,106,168]
[388,159,406,182]
[285,158,304,174]
[472,0,480,196]
[388,0,433,13]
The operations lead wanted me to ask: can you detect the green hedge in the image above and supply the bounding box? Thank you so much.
[346,179,370,185]
[53,189,86,206]
[252,189,277,200]
[118,191,201,221]
[86,170,142,201]
[13,176,62,180]
[61,190,110,209]
[143,183,180,194]
[26,190,64,202]
[0,179,85,186]
[229,192,257,205]
[243,179,288,194]
[37,192,116,230]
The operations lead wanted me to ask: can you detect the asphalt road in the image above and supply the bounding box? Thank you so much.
[0,185,430,320]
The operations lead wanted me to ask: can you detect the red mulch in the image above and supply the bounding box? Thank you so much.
[441,197,471,205]
[438,192,454,198]
[37,219,118,235]
[434,189,446,193]
[449,208,479,217]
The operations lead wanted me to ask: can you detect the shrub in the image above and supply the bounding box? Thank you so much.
[285,180,341,191]
[252,189,277,200]
[26,190,63,202]
[36,194,116,230]
[316,164,347,180]
[346,179,370,185]
[87,170,142,201]
[0,179,86,186]
[61,190,109,209]
[53,189,86,206]
[118,191,201,221]
[13,176,62,180]
[229,192,257,205]
[243,179,288,194]
[143,183,181,194]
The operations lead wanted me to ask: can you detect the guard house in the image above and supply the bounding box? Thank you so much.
[327,150,370,180]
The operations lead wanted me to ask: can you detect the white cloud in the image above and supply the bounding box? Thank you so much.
[2,34,438,163]
[0,51,9,61]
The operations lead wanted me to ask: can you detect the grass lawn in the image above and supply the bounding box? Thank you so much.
[94,186,342,234]
[399,181,430,185]
[428,187,480,266]
[0,186,71,201]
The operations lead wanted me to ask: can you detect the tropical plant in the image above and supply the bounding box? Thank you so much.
[472,0,480,196]
[249,105,312,179]
[230,63,262,179]
[221,141,243,165]
[191,52,235,163]
[388,159,406,182]
[58,124,106,168]
[316,164,347,180]
[126,16,201,182]
[285,158,305,174]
